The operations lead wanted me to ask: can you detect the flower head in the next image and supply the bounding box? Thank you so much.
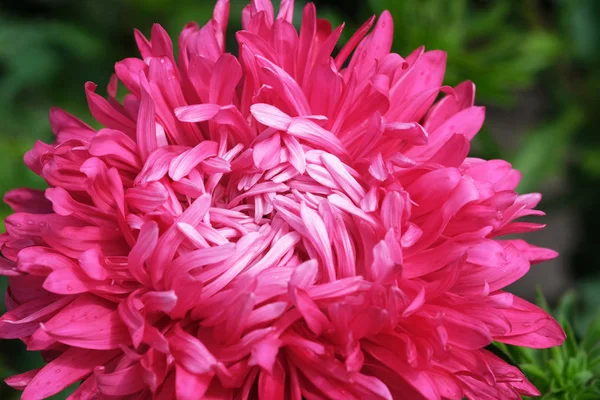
[0,1,564,399]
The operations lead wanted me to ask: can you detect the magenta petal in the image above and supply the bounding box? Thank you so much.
[495,296,566,348]
[85,82,135,137]
[0,296,72,339]
[95,363,146,396]
[128,221,158,287]
[251,103,292,131]
[42,308,131,350]
[253,133,282,170]
[175,104,221,122]
[288,118,347,157]
[289,287,330,336]
[21,347,119,400]
[169,324,217,375]
[258,359,286,400]
[175,364,213,400]
[5,369,41,390]
[136,79,159,161]
[503,239,559,264]
[4,188,53,214]
[169,140,219,181]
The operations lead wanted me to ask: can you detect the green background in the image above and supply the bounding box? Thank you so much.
[0,0,599,398]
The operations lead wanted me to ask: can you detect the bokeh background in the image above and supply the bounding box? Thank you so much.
[0,0,598,398]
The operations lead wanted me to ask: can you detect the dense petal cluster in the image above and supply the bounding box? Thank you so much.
[0,1,564,399]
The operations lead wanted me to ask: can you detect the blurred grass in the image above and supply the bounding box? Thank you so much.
[0,0,598,398]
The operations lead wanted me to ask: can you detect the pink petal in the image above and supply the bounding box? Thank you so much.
[169,324,217,374]
[134,28,152,58]
[253,133,282,170]
[427,133,470,167]
[5,369,40,390]
[114,58,146,97]
[150,194,212,285]
[136,146,185,185]
[335,15,376,70]
[88,128,141,169]
[126,181,169,213]
[21,347,119,400]
[256,55,312,116]
[289,259,319,289]
[176,364,213,400]
[78,248,109,281]
[210,54,242,105]
[0,296,71,339]
[300,203,335,281]
[384,121,428,146]
[251,103,293,131]
[504,239,558,264]
[136,77,159,161]
[175,104,221,122]
[95,363,146,396]
[118,293,144,348]
[85,82,135,136]
[416,106,485,159]
[320,153,365,204]
[347,11,394,78]
[389,50,447,121]
[352,373,393,400]
[296,3,317,85]
[282,134,306,173]
[289,287,329,336]
[42,308,131,350]
[425,80,475,132]
[495,296,566,348]
[169,140,219,181]
[287,118,347,157]
[258,359,286,400]
[4,188,53,214]
[142,290,178,313]
[277,0,295,23]
[43,267,91,295]
[128,221,158,287]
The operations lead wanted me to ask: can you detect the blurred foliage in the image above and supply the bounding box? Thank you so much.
[511,107,584,193]
[0,0,598,398]
[495,290,600,399]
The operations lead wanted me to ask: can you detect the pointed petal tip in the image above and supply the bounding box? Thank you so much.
[151,22,165,31]
[379,9,392,19]
[84,81,97,91]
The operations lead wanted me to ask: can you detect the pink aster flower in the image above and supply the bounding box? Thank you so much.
[0,0,564,399]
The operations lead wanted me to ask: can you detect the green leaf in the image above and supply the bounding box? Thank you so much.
[555,292,579,359]
[582,312,600,352]
[536,286,552,313]
[465,1,511,38]
[520,363,550,385]
[574,370,594,387]
[587,346,600,372]
[580,149,600,177]
[561,319,579,360]
[548,357,565,385]
[556,291,577,321]
[512,107,585,193]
